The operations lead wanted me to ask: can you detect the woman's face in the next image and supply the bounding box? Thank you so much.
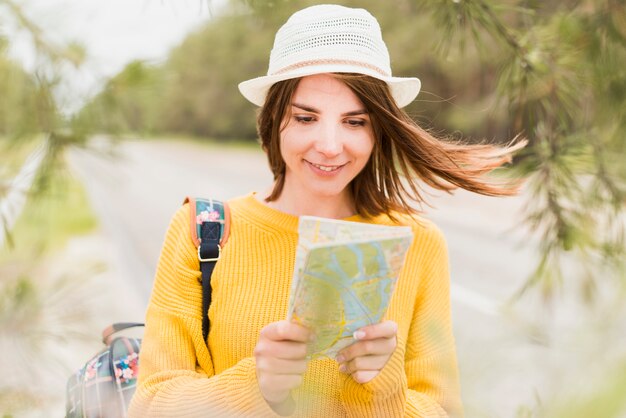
[279,74,375,206]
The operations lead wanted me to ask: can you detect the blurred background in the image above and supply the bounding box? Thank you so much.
[1,0,625,417]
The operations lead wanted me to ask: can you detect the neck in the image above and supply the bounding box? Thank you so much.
[259,185,356,219]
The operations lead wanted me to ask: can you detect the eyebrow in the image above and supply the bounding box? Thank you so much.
[292,102,368,117]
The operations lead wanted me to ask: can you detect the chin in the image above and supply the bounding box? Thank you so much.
[308,184,350,199]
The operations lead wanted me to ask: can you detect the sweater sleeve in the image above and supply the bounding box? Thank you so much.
[128,205,281,418]
[340,223,463,418]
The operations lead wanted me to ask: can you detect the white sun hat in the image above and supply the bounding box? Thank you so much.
[238,4,421,108]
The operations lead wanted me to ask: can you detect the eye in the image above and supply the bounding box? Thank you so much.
[345,119,367,127]
[294,115,315,124]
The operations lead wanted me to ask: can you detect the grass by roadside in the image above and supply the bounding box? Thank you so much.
[0,135,44,180]
[121,132,263,151]
[0,163,97,262]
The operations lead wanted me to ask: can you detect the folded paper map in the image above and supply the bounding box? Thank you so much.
[287,216,414,359]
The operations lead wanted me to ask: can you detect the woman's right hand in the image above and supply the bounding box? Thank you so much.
[254,320,312,414]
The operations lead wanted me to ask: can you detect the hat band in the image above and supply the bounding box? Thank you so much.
[270,59,390,77]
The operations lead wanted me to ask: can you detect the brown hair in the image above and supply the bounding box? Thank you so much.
[257,73,526,219]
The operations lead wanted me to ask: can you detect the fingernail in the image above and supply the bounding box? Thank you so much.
[335,354,345,363]
[353,330,366,340]
[339,364,347,373]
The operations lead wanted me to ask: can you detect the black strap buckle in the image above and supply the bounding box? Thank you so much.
[198,244,221,262]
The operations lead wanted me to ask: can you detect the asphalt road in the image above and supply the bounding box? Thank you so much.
[68,137,625,418]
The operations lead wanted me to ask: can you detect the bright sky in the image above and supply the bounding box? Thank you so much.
[4,0,226,111]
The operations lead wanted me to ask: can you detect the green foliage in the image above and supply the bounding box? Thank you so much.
[158,13,273,138]
[0,0,89,144]
[78,60,165,135]
[0,54,49,139]
[0,2,93,256]
[414,0,626,300]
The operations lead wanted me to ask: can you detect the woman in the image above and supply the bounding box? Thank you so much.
[129,4,524,417]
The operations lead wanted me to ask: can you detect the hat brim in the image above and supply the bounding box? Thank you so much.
[238,64,421,108]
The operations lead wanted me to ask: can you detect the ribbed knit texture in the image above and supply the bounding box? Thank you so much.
[128,193,463,417]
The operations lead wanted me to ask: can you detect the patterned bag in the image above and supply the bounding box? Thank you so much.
[65,197,229,418]
[65,323,142,418]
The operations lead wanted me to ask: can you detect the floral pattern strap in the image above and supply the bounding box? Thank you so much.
[183,196,230,248]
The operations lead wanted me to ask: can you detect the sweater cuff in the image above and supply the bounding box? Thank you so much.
[363,347,407,394]
[240,357,293,417]
[149,358,290,417]
[340,348,407,415]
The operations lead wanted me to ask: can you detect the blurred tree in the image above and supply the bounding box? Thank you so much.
[78,60,165,135]
[0,43,41,139]
[0,0,86,141]
[79,10,273,140]
[158,13,274,139]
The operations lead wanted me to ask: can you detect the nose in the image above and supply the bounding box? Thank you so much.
[313,122,343,157]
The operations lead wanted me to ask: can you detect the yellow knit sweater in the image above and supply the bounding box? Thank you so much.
[128,193,463,418]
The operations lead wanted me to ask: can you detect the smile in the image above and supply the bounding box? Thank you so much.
[308,161,344,172]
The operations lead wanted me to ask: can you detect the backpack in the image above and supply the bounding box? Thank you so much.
[65,197,229,418]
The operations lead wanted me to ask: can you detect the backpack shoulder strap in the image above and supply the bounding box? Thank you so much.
[184,196,230,248]
[183,196,230,344]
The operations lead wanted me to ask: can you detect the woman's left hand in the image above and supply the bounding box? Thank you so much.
[335,320,398,384]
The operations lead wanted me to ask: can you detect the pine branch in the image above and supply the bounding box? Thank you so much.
[1,0,84,66]
[420,0,626,301]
